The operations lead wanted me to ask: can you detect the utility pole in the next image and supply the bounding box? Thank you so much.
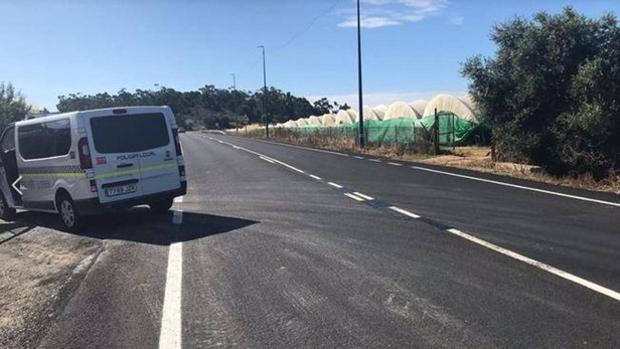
[356,0,365,147]
[231,73,236,90]
[258,45,269,138]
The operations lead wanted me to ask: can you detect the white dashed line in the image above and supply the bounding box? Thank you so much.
[353,156,365,160]
[410,166,620,208]
[309,174,322,181]
[259,156,275,164]
[328,182,343,189]
[353,192,374,200]
[388,206,421,219]
[446,228,620,302]
[344,193,365,201]
[368,159,382,163]
[387,162,403,166]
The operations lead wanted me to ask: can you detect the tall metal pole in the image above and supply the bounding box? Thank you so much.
[356,0,365,147]
[258,45,269,138]
[231,73,236,90]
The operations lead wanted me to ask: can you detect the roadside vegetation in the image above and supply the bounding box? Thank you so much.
[0,82,31,132]
[463,7,620,180]
[55,86,349,131]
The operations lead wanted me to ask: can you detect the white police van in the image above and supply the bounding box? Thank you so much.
[0,106,187,231]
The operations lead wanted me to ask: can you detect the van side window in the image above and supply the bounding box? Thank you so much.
[18,119,71,160]
[0,127,15,152]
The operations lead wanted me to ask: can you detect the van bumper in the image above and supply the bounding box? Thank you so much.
[75,181,187,215]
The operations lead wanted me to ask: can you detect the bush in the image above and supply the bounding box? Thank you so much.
[462,8,620,178]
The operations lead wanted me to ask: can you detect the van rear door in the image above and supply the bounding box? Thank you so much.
[130,112,180,196]
[88,114,147,203]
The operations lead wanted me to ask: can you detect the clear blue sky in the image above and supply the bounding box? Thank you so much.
[2,0,619,110]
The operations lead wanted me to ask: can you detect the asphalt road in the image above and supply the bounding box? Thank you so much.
[35,132,620,348]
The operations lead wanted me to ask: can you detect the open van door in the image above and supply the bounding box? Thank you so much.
[0,126,19,218]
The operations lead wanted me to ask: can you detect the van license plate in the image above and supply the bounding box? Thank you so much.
[105,183,137,197]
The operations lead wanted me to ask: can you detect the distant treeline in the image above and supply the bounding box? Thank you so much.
[56,86,349,129]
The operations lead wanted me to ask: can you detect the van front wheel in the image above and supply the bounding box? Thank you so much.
[57,194,82,232]
[150,198,173,214]
[0,192,16,221]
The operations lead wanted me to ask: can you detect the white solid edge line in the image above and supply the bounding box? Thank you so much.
[353,192,374,200]
[309,174,322,181]
[446,228,620,302]
[328,182,343,189]
[344,193,365,201]
[172,196,183,225]
[159,241,183,349]
[251,138,349,157]
[353,156,365,159]
[259,156,275,164]
[388,206,421,219]
[410,166,620,207]
[387,162,403,166]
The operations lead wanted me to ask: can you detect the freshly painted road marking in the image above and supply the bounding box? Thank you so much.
[353,156,365,160]
[328,182,343,189]
[388,206,421,219]
[172,196,183,225]
[159,241,183,349]
[446,228,620,302]
[260,156,275,164]
[368,159,382,163]
[344,193,365,201]
[387,162,403,166]
[309,174,322,181]
[353,192,374,200]
[410,166,620,207]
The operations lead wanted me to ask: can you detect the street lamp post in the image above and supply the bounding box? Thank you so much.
[257,45,269,138]
[356,0,365,148]
[231,73,236,90]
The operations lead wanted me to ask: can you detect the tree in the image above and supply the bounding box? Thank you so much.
[462,7,620,178]
[312,98,334,114]
[0,82,31,131]
[57,85,343,129]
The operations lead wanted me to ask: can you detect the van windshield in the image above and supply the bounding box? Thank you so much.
[90,113,169,153]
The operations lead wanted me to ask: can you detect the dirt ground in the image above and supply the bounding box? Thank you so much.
[0,213,102,348]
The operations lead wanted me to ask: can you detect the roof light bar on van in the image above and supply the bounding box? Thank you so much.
[78,137,93,169]
[112,108,127,115]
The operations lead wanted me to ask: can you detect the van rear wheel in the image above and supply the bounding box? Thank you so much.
[57,194,82,232]
[150,198,173,214]
[0,192,16,221]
